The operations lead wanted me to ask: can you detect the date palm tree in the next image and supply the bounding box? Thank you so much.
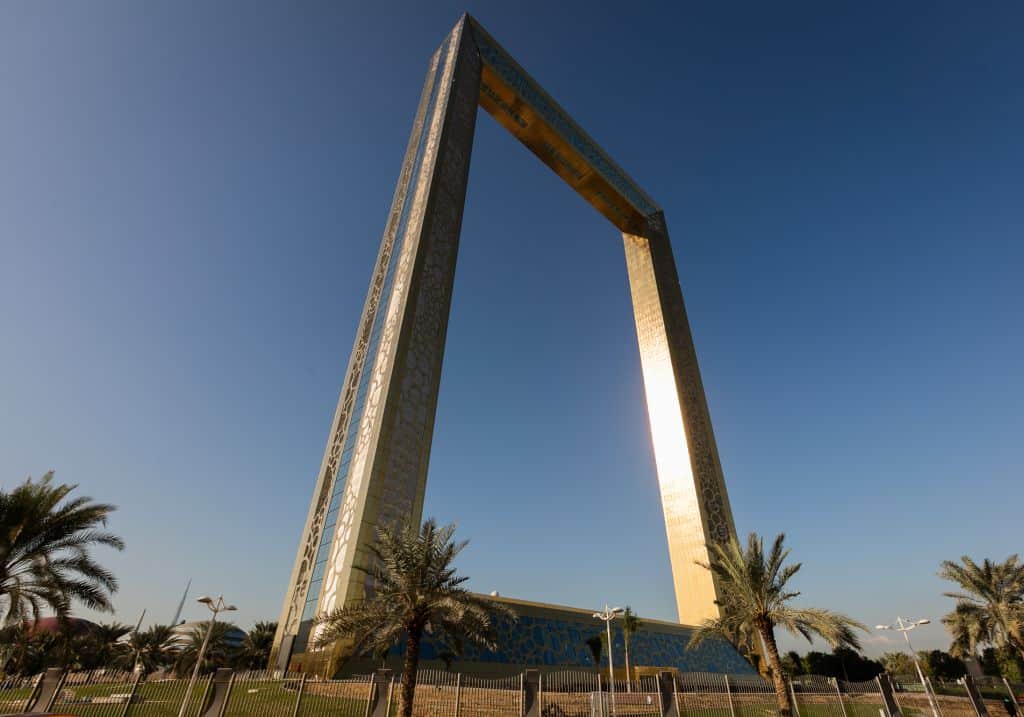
[622,606,642,691]
[174,621,240,677]
[313,519,515,717]
[585,635,602,666]
[236,620,278,670]
[77,621,132,668]
[939,555,1024,661]
[117,624,176,674]
[689,532,866,717]
[1,472,124,625]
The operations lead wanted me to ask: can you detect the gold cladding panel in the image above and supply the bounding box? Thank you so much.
[623,232,721,626]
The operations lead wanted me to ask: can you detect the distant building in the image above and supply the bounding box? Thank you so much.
[26,616,99,637]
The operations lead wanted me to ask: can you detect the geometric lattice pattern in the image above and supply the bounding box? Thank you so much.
[409,603,756,675]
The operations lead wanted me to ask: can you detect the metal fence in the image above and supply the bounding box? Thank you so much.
[0,673,41,714]
[675,671,777,717]
[7,668,1021,717]
[540,670,599,717]
[837,678,889,717]
[457,673,523,717]
[48,670,214,717]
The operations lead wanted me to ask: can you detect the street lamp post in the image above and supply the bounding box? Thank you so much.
[875,617,940,717]
[593,605,624,717]
[177,595,237,717]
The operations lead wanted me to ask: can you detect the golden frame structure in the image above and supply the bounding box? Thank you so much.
[272,15,737,670]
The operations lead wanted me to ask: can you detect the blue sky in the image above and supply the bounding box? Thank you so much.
[2,1,1021,656]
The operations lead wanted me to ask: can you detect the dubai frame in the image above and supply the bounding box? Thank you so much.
[272,15,738,668]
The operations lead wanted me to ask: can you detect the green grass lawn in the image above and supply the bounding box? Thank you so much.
[51,680,209,717]
[0,686,36,714]
[228,681,369,717]
[45,680,372,717]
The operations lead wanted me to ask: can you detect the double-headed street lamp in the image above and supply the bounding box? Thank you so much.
[177,595,237,717]
[875,617,940,717]
[593,605,625,717]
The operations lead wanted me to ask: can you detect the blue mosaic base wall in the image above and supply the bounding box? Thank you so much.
[397,608,754,674]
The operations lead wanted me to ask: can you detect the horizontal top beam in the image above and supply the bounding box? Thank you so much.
[467,16,661,234]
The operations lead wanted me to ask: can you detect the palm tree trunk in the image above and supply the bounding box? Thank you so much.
[624,640,631,692]
[757,621,792,717]
[398,627,423,717]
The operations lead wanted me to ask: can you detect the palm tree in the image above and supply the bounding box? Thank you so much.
[117,624,176,674]
[313,519,515,717]
[689,533,866,717]
[0,472,124,625]
[0,622,58,675]
[939,555,1024,661]
[174,622,240,677]
[621,606,642,692]
[236,620,278,670]
[77,621,132,669]
[585,635,603,666]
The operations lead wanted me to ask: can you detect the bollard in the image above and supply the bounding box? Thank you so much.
[199,668,234,717]
[1003,678,1021,717]
[876,674,904,717]
[26,667,66,712]
[962,675,990,717]
[657,671,679,717]
[523,669,541,717]
[370,669,393,717]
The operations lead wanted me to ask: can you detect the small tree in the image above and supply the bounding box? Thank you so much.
[880,651,917,676]
[621,606,642,691]
[781,650,804,676]
[313,519,515,717]
[689,533,866,717]
[77,622,132,669]
[118,624,175,674]
[585,635,603,666]
[980,646,1024,681]
[0,624,58,675]
[918,649,967,680]
[174,622,239,677]
[236,621,277,670]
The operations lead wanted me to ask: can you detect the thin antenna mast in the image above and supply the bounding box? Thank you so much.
[171,578,191,625]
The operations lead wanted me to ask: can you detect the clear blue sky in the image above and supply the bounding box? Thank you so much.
[2,1,1021,656]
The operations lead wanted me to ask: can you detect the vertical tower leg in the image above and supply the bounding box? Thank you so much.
[271,18,481,670]
[623,213,737,626]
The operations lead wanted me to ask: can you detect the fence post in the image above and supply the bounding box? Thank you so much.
[657,671,678,717]
[119,671,144,717]
[1004,678,1021,715]
[519,672,524,717]
[876,673,904,717]
[291,674,307,717]
[199,669,233,717]
[363,672,376,717]
[961,675,989,717]
[789,679,802,717]
[454,672,462,717]
[370,670,392,717]
[832,677,849,717]
[523,669,541,717]
[725,674,737,717]
[26,667,65,712]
